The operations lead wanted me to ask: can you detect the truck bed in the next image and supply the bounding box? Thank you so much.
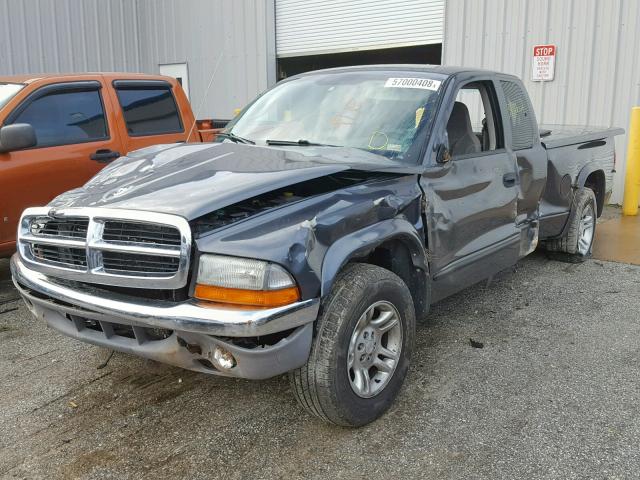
[540,124,624,149]
[538,124,624,239]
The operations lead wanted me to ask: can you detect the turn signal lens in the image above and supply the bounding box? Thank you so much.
[194,284,300,307]
[194,254,300,307]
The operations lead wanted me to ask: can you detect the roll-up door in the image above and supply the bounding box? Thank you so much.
[276,0,445,58]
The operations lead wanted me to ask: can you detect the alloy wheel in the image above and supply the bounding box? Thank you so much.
[577,204,595,255]
[347,301,403,398]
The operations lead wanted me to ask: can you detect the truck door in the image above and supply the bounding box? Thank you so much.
[0,81,124,247]
[421,79,520,301]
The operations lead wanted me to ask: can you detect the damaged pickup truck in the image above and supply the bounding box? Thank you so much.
[11,66,622,426]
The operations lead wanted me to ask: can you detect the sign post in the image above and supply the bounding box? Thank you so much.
[532,44,556,81]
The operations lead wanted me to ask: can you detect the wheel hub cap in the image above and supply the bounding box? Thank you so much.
[347,301,403,398]
[577,204,595,255]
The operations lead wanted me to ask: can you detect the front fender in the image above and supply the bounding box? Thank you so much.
[320,218,428,297]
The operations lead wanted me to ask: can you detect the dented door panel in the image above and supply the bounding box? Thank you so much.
[513,149,547,225]
[421,150,520,302]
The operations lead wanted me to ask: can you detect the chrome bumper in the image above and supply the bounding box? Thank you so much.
[10,254,319,337]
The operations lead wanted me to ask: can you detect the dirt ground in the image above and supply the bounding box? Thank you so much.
[1,248,639,479]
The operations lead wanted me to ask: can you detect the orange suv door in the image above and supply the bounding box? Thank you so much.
[110,79,191,154]
[0,80,123,251]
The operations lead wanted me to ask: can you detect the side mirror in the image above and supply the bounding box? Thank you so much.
[436,143,452,164]
[0,123,37,153]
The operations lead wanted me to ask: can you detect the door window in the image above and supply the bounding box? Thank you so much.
[446,81,503,158]
[115,85,183,136]
[11,89,108,148]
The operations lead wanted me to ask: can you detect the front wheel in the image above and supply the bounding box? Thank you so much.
[290,263,415,427]
[544,187,597,263]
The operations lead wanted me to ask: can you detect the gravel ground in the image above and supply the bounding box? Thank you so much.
[0,252,639,479]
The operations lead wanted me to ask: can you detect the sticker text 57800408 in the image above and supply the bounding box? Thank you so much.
[384,77,441,91]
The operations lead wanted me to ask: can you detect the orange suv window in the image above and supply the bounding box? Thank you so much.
[115,85,183,137]
[11,89,108,148]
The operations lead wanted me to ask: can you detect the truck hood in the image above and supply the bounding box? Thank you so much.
[49,142,400,220]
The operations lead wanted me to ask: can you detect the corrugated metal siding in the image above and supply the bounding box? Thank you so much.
[276,0,445,57]
[0,0,276,119]
[0,0,141,74]
[443,0,640,204]
[136,0,276,119]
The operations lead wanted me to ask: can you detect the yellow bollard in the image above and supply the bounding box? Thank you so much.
[622,107,640,215]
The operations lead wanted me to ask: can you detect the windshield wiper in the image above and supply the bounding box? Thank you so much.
[216,132,255,145]
[266,139,340,147]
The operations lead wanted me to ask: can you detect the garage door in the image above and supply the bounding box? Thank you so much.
[275,0,445,58]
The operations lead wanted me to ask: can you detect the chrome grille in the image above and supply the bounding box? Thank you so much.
[102,251,180,275]
[103,221,181,247]
[30,244,87,269]
[18,207,191,289]
[28,216,89,239]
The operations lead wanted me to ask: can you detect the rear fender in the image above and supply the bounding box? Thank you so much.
[576,162,607,216]
[575,162,606,189]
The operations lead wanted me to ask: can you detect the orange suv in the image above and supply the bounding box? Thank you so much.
[0,73,209,257]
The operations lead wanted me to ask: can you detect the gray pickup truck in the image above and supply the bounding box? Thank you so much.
[11,66,622,426]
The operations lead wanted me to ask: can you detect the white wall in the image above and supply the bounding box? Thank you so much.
[443,0,640,204]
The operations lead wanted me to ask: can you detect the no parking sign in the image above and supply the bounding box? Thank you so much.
[532,44,556,81]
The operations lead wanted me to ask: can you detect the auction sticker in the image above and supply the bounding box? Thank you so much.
[384,77,441,91]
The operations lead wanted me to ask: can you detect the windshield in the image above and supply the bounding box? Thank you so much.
[0,83,24,110]
[225,71,446,164]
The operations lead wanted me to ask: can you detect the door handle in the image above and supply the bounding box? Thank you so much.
[90,149,120,163]
[503,172,518,187]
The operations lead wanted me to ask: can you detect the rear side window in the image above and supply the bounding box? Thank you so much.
[115,86,183,136]
[12,89,108,147]
[500,80,535,150]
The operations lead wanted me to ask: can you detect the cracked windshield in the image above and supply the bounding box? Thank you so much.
[225,72,445,163]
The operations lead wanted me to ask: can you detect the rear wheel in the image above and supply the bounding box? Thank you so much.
[290,263,415,427]
[545,188,597,263]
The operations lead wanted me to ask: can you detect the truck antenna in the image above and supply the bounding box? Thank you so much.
[187,38,228,141]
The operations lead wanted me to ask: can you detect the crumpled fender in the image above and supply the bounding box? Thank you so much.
[320,217,429,296]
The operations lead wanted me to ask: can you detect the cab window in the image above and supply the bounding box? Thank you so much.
[11,89,108,148]
[446,81,503,158]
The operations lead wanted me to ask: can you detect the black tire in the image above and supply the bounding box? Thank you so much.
[290,263,415,427]
[544,187,597,263]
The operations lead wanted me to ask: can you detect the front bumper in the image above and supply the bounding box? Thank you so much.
[11,254,318,379]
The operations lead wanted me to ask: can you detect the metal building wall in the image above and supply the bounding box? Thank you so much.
[136,0,276,119]
[0,0,276,120]
[0,0,141,74]
[443,0,640,204]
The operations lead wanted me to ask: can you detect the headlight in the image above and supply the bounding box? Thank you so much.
[194,254,300,307]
